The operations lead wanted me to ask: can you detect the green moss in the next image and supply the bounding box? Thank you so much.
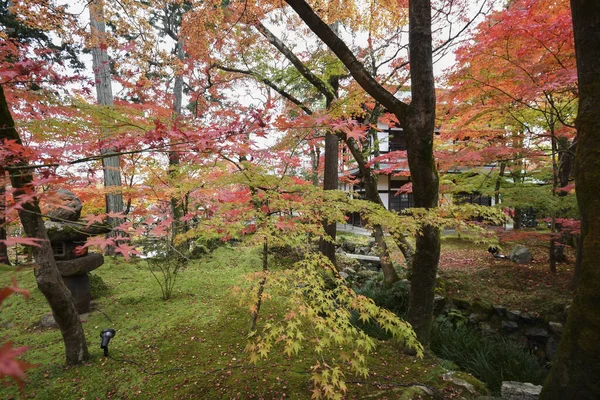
[450,371,489,396]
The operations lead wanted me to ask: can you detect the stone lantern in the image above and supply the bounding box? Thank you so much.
[44,189,109,313]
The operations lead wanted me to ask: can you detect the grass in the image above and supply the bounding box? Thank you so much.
[0,244,484,399]
[430,324,548,395]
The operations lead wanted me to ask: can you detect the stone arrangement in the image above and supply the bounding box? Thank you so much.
[45,189,110,314]
[433,296,566,363]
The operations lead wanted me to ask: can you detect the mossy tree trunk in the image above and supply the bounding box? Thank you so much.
[0,84,89,365]
[540,1,600,397]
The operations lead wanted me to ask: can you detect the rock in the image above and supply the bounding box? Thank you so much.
[545,336,559,360]
[55,253,105,277]
[39,314,57,328]
[443,371,488,396]
[520,313,544,326]
[502,321,519,333]
[367,250,379,257]
[493,304,507,316]
[472,300,493,319]
[507,310,521,321]
[339,271,350,280]
[509,245,533,264]
[501,381,542,400]
[434,295,447,314]
[342,241,356,254]
[47,189,82,221]
[453,298,471,310]
[479,322,495,334]
[343,267,356,275]
[469,313,483,324]
[358,246,370,255]
[549,321,563,336]
[525,327,549,342]
[335,247,345,254]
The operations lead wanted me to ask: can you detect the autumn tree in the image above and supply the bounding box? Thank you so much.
[0,84,89,365]
[442,0,578,271]
[540,0,600,397]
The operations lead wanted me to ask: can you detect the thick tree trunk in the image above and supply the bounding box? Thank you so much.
[403,0,440,347]
[318,78,339,266]
[541,1,600,397]
[0,84,88,365]
[90,0,124,254]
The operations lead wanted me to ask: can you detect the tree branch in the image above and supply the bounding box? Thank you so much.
[284,0,409,119]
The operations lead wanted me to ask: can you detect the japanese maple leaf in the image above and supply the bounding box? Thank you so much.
[114,243,140,261]
[341,125,367,142]
[0,277,30,305]
[82,214,106,227]
[0,237,43,247]
[0,341,35,393]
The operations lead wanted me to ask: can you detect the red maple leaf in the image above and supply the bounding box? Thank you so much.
[0,341,35,394]
[114,243,140,261]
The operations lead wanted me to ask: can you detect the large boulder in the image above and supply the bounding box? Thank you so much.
[509,245,533,264]
[47,188,82,221]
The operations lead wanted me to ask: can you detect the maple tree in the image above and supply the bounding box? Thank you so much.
[2,0,596,396]
[441,0,578,273]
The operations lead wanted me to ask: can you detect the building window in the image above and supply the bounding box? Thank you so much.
[390,180,413,211]
[388,130,407,151]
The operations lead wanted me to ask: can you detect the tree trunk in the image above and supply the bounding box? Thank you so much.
[319,130,338,266]
[0,84,89,365]
[540,1,600,397]
[344,136,401,285]
[90,0,124,254]
[170,39,187,252]
[318,80,339,266]
[0,169,10,265]
[403,0,440,347]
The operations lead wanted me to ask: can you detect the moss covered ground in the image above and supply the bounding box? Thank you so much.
[438,235,574,318]
[1,244,486,399]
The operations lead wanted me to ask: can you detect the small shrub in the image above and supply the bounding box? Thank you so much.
[435,308,469,329]
[430,324,547,395]
[89,273,110,299]
[147,255,186,300]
